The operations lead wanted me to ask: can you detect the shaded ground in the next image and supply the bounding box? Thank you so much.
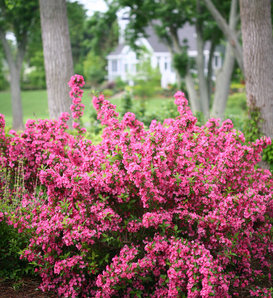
[0,277,57,298]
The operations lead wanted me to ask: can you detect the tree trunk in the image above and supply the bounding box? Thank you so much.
[0,31,24,131]
[207,39,216,103]
[185,71,200,114]
[211,0,237,120]
[195,21,210,119]
[39,0,74,120]
[10,65,24,130]
[240,0,273,139]
[211,43,235,119]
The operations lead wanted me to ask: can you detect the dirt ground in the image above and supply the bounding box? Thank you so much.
[0,277,57,298]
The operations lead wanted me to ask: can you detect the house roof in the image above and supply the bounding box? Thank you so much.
[108,23,210,57]
[109,43,125,55]
[144,26,169,53]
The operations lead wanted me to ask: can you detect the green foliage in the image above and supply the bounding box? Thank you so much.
[67,0,87,66]
[83,6,119,58]
[83,51,106,86]
[0,0,39,44]
[140,98,179,126]
[0,220,35,280]
[243,103,273,171]
[0,48,8,91]
[172,43,195,79]
[0,161,35,281]
[243,107,261,143]
[121,91,133,116]
[226,92,247,112]
[173,50,189,78]
[114,77,127,93]
[103,89,114,98]
[133,57,161,98]
[230,82,245,93]
[22,51,46,90]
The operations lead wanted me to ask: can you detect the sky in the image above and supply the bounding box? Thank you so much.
[76,0,108,16]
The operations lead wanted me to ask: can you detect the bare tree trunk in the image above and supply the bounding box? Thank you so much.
[10,65,24,130]
[0,31,24,131]
[185,71,200,114]
[211,44,235,119]
[39,0,74,120]
[207,40,216,103]
[195,20,210,119]
[211,0,237,120]
[240,0,273,139]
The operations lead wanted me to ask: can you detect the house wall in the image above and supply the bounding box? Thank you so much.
[107,43,222,89]
[107,48,177,88]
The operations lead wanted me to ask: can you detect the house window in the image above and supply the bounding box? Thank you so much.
[112,60,118,72]
[214,55,218,68]
[124,64,128,72]
[164,61,168,70]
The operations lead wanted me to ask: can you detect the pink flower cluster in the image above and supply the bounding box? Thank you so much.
[0,79,272,297]
[68,74,86,134]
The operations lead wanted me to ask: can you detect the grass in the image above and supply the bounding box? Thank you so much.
[0,89,173,128]
[0,90,48,129]
[0,89,247,130]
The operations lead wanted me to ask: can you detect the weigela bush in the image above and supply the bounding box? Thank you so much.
[0,75,272,297]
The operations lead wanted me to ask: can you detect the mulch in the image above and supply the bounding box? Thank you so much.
[0,277,57,298]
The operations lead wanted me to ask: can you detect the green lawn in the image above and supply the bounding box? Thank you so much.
[0,89,173,128]
[0,89,247,130]
[0,90,48,128]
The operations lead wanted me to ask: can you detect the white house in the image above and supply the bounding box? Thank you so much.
[107,17,222,88]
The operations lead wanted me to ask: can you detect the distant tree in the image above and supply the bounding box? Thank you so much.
[66,0,87,73]
[83,51,106,86]
[0,45,8,91]
[0,0,39,130]
[83,6,119,58]
[39,0,74,120]
[82,5,118,85]
[23,15,45,90]
[240,0,273,139]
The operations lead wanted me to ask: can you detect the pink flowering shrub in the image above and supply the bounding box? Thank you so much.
[0,75,272,297]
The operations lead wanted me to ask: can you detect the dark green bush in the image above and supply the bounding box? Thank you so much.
[0,220,35,280]
[243,105,273,171]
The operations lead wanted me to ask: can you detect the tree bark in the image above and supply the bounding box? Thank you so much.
[0,31,24,131]
[211,43,235,119]
[211,0,237,120]
[240,0,273,139]
[185,71,200,114]
[207,39,216,103]
[39,0,74,120]
[203,0,244,73]
[195,3,210,119]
